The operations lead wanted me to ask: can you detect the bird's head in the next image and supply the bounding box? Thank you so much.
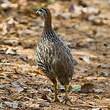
[36,7,52,30]
[36,7,51,19]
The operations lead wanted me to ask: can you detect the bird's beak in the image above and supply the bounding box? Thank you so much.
[36,10,39,16]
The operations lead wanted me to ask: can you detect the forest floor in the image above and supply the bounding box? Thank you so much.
[0,0,110,110]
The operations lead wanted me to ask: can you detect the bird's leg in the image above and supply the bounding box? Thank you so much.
[54,80,60,102]
[62,85,73,104]
[49,76,60,102]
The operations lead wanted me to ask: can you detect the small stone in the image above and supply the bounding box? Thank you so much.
[76,99,83,103]
[74,6,82,13]
[100,72,110,77]
[11,81,22,87]
[60,13,71,19]
[88,15,96,21]
[6,48,17,55]
[92,108,101,110]
[25,29,33,34]
[4,101,18,109]
[94,89,103,94]
[101,65,110,69]
[87,7,99,14]
[8,18,15,24]
[98,14,105,19]
[3,40,12,45]
[1,3,9,8]
[6,67,13,71]
[18,87,24,93]
[2,23,7,35]
[19,55,28,62]
[81,56,90,64]
[85,38,95,42]
[0,84,5,88]
[38,102,50,107]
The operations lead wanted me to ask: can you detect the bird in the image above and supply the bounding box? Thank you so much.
[36,7,76,104]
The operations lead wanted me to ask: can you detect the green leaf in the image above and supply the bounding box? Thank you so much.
[72,85,81,92]
[0,103,2,108]
[46,0,55,3]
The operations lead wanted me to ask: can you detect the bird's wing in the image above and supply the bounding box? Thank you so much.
[59,38,77,65]
[50,41,74,76]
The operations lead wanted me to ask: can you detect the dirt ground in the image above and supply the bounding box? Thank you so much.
[0,0,110,110]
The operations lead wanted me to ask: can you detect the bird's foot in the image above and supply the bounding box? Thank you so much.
[62,96,73,104]
[54,97,60,102]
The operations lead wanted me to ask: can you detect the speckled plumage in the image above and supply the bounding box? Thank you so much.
[36,29,74,85]
[36,8,75,103]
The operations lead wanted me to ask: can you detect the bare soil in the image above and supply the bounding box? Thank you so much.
[0,0,110,110]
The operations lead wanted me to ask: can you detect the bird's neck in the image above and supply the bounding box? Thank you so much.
[44,15,52,31]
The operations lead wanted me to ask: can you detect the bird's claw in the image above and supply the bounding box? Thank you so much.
[62,97,73,104]
[54,97,60,102]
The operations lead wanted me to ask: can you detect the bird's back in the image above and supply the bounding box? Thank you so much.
[36,30,74,85]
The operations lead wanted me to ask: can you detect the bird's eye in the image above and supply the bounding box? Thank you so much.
[38,10,44,16]
[39,8,44,12]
